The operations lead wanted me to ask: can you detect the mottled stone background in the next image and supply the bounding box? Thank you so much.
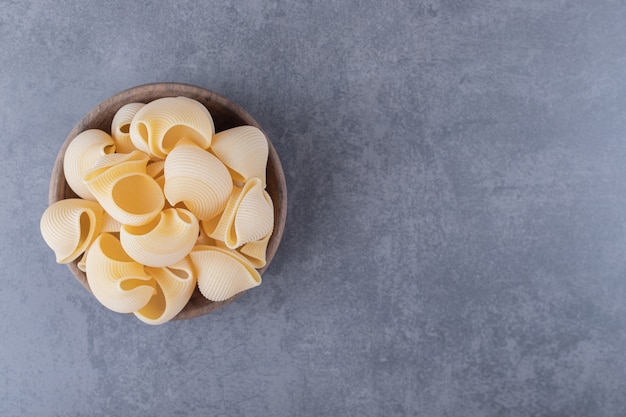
[2,1,626,416]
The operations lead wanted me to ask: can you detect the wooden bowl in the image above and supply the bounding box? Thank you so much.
[49,82,287,320]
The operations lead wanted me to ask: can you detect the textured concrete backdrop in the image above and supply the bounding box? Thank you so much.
[2,1,626,416]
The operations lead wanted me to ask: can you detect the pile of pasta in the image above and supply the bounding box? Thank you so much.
[40,96,274,325]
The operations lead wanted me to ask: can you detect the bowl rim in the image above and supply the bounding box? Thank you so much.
[49,82,287,320]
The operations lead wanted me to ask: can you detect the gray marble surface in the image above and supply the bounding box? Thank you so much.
[2,1,626,416]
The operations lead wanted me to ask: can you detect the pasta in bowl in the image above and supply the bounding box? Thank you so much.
[43,83,287,323]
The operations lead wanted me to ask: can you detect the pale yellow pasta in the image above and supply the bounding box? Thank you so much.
[164,139,232,220]
[238,231,271,268]
[120,207,199,267]
[129,96,214,159]
[134,256,197,325]
[203,177,273,249]
[111,102,145,153]
[63,129,115,200]
[213,233,268,268]
[210,126,269,186]
[88,149,148,172]
[153,175,175,211]
[43,102,277,323]
[196,223,217,246]
[86,233,157,313]
[84,150,164,226]
[199,213,221,239]
[77,250,88,272]
[40,198,103,264]
[101,211,122,233]
[146,160,165,178]
[189,245,261,302]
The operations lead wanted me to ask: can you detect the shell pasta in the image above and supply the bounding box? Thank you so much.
[129,97,214,159]
[86,233,157,313]
[111,102,145,153]
[190,245,261,302]
[120,208,199,267]
[63,129,115,200]
[210,126,269,185]
[41,96,275,324]
[202,177,273,249]
[135,256,197,325]
[40,198,103,263]
[83,150,164,226]
[164,139,232,221]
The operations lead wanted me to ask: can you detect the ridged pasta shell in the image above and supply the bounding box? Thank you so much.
[146,160,165,178]
[196,224,217,246]
[77,250,88,272]
[210,126,269,186]
[129,96,214,159]
[111,102,145,153]
[86,233,157,314]
[87,149,149,173]
[200,214,221,240]
[202,177,273,249]
[120,208,200,267]
[238,231,272,268]
[164,139,232,220]
[84,150,164,226]
[63,129,115,200]
[189,245,261,302]
[153,175,174,210]
[101,211,122,233]
[40,199,103,264]
[134,256,197,325]
[213,238,266,268]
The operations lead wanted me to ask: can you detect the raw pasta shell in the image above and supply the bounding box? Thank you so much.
[238,231,272,268]
[101,211,122,233]
[84,150,164,226]
[77,250,88,272]
[189,245,261,302]
[196,223,217,246]
[164,139,232,220]
[210,126,269,186]
[134,256,197,325]
[203,177,273,249]
[63,129,115,200]
[129,96,214,159]
[120,208,200,267]
[87,149,149,174]
[153,175,174,210]
[111,102,145,153]
[146,160,165,178]
[213,237,267,268]
[200,214,221,240]
[40,198,103,264]
[86,233,157,314]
